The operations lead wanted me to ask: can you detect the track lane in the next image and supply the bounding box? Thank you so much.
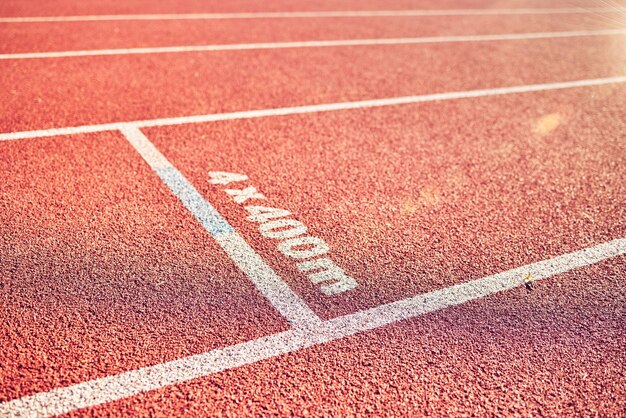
[2,35,626,133]
[2,13,625,54]
[3,0,622,17]
[148,84,626,317]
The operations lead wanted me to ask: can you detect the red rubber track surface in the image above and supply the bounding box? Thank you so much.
[151,85,626,318]
[3,0,622,17]
[2,14,625,54]
[2,36,626,133]
[68,258,626,417]
[0,133,288,401]
[1,0,625,416]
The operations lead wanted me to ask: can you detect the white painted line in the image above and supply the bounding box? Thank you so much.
[2,29,626,60]
[1,76,626,142]
[0,122,125,141]
[2,238,624,417]
[1,7,625,22]
[120,127,322,328]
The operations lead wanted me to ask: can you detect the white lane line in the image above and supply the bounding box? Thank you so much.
[2,29,626,60]
[1,7,625,22]
[1,76,626,142]
[2,238,624,417]
[120,127,322,328]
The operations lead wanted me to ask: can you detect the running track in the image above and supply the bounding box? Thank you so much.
[1,0,625,416]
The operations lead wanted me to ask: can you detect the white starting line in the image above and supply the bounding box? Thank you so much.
[2,29,626,60]
[1,7,625,22]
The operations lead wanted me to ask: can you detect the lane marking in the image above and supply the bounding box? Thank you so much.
[1,76,626,142]
[209,171,358,296]
[2,238,624,417]
[2,29,626,60]
[1,7,625,22]
[120,127,322,328]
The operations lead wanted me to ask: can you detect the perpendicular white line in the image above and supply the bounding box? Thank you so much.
[2,29,626,60]
[1,7,625,22]
[120,126,322,328]
[1,75,625,142]
[2,238,624,417]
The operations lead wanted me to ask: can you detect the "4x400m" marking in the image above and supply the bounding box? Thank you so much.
[209,171,357,296]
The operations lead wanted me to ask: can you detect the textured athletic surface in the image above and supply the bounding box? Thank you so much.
[1,1,625,416]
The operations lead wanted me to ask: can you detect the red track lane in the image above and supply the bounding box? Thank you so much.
[65,257,626,417]
[149,85,626,318]
[0,132,288,401]
[2,0,619,17]
[2,36,626,133]
[2,14,625,54]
